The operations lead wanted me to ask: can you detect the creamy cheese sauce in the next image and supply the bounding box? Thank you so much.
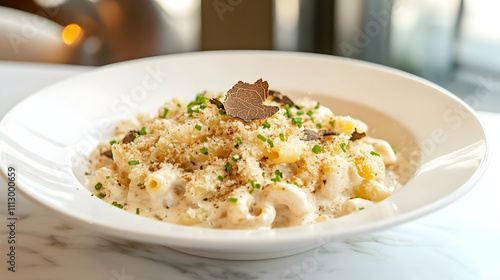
[86,92,400,229]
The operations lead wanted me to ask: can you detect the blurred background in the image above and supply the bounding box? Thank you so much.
[0,0,499,111]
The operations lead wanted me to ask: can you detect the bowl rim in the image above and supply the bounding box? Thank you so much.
[0,50,489,248]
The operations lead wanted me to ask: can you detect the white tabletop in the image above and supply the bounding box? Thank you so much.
[0,61,499,280]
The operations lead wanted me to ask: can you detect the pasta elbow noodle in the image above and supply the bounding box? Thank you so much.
[263,183,312,217]
[268,142,302,163]
[145,166,186,201]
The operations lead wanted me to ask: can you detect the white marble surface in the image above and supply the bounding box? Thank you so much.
[0,61,499,280]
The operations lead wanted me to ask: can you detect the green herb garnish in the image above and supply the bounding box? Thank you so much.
[140,127,147,135]
[232,155,241,162]
[109,140,117,145]
[128,160,140,165]
[312,144,322,154]
[224,163,232,171]
[94,182,103,190]
[279,133,285,141]
[257,134,267,142]
[97,193,105,199]
[271,170,283,182]
[200,148,208,155]
[229,197,238,203]
[330,120,336,127]
[195,124,202,131]
[316,123,322,128]
[262,121,271,129]
[284,104,293,118]
[340,142,347,153]
[266,139,274,148]
[370,151,380,156]
[112,201,123,208]
[163,108,169,118]
[217,175,224,181]
[291,117,304,128]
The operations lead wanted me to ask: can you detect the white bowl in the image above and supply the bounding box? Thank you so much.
[0,51,487,260]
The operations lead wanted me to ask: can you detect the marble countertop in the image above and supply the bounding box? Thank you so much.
[0,61,499,280]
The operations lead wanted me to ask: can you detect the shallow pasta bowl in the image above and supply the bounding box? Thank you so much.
[0,51,487,260]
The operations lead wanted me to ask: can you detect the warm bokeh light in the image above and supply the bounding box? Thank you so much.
[62,23,83,45]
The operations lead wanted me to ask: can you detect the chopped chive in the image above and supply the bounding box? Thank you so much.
[391,145,397,155]
[136,208,140,214]
[128,160,140,165]
[97,193,105,199]
[312,144,322,154]
[262,172,266,177]
[229,197,238,203]
[224,163,232,171]
[257,134,267,141]
[232,155,241,162]
[137,183,143,186]
[316,123,322,128]
[296,111,304,116]
[249,187,255,194]
[256,183,261,189]
[266,139,274,148]
[219,109,225,115]
[177,103,181,107]
[106,176,110,179]
[249,179,255,187]
[94,182,103,190]
[150,161,154,164]
[217,175,224,181]
[355,195,361,198]
[284,104,293,118]
[359,207,365,210]
[330,120,336,127]
[340,142,347,153]
[306,110,313,117]
[109,140,117,145]
[279,133,285,141]
[163,108,169,118]
[203,137,208,142]
[370,151,380,156]
[200,148,208,155]
[271,170,283,182]
[291,117,304,128]
[134,132,140,138]
[262,121,271,129]
[195,124,202,131]
[293,182,298,186]
[112,201,123,208]
[315,102,320,109]
[140,127,147,135]
[236,138,243,145]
